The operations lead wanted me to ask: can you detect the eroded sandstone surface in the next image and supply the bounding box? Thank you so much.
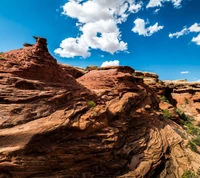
[164,80,200,125]
[0,37,200,178]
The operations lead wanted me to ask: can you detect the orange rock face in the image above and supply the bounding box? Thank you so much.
[165,81,200,125]
[0,38,199,178]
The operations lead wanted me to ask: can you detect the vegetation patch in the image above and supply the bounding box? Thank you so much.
[185,122,200,135]
[159,95,170,103]
[188,141,198,152]
[88,101,96,108]
[192,136,200,146]
[176,108,189,121]
[182,170,197,178]
[162,109,171,119]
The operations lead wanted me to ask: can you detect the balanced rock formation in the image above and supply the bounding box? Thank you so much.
[0,38,200,178]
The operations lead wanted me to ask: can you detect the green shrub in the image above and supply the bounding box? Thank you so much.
[176,108,195,123]
[162,109,171,119]
[182,170,196,178]
[159,95,170,103]
[176,108,188,121]
[193,136,200,146]
[88,101,96,108]
[176,109,200,136]
[188,141,198,152]
[186,123,200,135]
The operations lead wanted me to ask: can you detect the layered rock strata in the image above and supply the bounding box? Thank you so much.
[0,38,199,177]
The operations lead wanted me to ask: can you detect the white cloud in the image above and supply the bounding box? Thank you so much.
[80,19,127,54]
[192,34,200,45]
[181,71,189,74]
[147,0,162,8]
[54,38,90,58]
[189,23,200,33]
[132,18,164,36]
[172,0,182,8]
[62,0,112,23]
[169,23,200,46]
[154,8,160,13]
[55,0,142,58]
[101,60,120,67]
[169,27,188,38]
[146,0,183,9]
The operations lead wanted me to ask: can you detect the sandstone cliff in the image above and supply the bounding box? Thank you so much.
[0,37,200,178]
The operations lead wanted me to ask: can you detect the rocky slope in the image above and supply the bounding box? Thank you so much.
[0,37,200,178]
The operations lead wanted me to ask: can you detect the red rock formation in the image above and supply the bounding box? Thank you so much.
[165,80,200,125]
[0,38,199,178]
[59,63,86,79]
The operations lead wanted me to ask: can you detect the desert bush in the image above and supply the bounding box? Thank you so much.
[176,108,195,122]
[182,170,197,178]
[162,109,171,119]
[193,136,200,146]
[176,109,200,135]
[188,141,198,152]
[88,101,96,108]
[185,123,200,135]
[176,108,188,121]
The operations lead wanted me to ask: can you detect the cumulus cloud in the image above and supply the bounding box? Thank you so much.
[146,0,183,9]
[132,18,164,36]
[55,0,142,58]
[101,60,120,67]
[147,0,162,8]
[54,38,90,58]
[189,23,200,33]
[181,71,189,74]
[192,34,200,45]
[169,23,200,45]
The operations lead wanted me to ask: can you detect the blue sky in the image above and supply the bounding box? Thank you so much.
[0,0,200,81]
